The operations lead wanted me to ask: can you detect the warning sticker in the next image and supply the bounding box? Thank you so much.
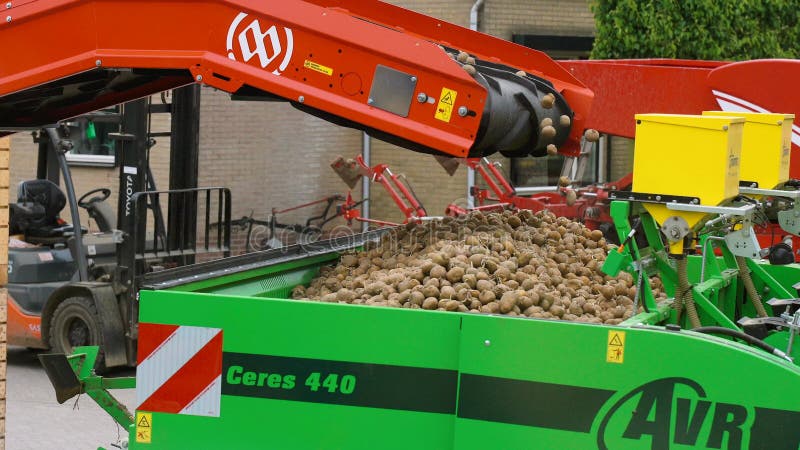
[435,88,458,123]
[606,330,626,364]
[304,60,333,76]
[136,412,152,444]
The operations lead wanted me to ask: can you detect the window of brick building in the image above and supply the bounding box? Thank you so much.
[63,107,120,167]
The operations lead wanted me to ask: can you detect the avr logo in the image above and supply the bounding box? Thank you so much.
[597,378,750,450]
[226,12,294,76]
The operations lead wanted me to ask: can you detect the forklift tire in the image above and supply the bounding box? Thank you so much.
[49,296,106,371]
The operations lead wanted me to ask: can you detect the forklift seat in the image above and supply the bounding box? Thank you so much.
[15,179,67,239]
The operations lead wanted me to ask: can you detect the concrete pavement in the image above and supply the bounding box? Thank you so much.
[7,346,137,450]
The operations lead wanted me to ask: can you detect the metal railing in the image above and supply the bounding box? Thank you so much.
[130,187,231,268]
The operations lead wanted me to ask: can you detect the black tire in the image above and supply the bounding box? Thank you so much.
[49,296,106,370]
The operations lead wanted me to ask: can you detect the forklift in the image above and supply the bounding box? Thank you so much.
[7,87,232,369]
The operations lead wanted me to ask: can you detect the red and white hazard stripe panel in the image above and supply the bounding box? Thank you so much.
[137,323,223,417]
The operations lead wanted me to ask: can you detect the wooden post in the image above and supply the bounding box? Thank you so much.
[0,136,9,449]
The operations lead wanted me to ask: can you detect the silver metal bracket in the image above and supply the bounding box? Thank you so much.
[740,186,800,236]
[666,202,757,216]
[782,310,800,359]
[739,186,800,200]
[661,216,690,243]
[778,209,800,236]
[724,228,761,258]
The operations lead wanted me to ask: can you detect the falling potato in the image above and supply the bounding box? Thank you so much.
[565,189,578,206]
[585,129,601,142]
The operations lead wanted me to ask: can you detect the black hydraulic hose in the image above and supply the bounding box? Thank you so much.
[692,326,792,361]
[735,256,768,317]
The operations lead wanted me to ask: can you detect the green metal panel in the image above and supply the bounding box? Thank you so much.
[132,290,800,450]
[455,314,800,449]
[136,290,461,450]
[166,253,338,294]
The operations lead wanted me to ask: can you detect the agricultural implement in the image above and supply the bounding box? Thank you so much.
[0,0,796,448]
[42,113,800,449]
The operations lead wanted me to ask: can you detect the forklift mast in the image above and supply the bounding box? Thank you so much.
[113,99,149,294]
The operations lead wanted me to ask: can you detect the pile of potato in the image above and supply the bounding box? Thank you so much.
[292,210,666,324]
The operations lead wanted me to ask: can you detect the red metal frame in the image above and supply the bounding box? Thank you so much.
[0,0,591,157]
[447,158,618,230]
[339,155,427,226]
[340,192,401,228]
[559,59,800,256]
[560,59,800,177]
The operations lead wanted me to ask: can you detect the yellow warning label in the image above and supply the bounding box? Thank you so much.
[435,88,458,123]
[304,60,333,76]
[606,330,626,364]
[136,412,152,444]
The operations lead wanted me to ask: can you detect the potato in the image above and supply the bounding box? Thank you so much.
[442,299,460,311]
[336,289,356,303]
[481,302,501,314]
[440,285,457,299]
[479,290,496,305]
[447,267,466,283]
[476,279,495,292]
[499,291,519,313]
[430,264,447,279]
[410,291,425,306]
[422,285,440,299]
[422,297,439,310]
[300,210,666,322]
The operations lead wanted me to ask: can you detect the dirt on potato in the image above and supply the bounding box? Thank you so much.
[292,210,666,325]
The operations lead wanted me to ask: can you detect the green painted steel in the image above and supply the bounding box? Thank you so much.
[68,346,136,430]
[127,290,800,449]
[605,201,800,332]
[63,199,800,449]
[165,253,339,294]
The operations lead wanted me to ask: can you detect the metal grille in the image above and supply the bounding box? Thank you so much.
[130,187,231,267]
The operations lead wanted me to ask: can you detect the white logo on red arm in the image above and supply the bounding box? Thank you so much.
[227,12,294,76]
[713,89,800,148]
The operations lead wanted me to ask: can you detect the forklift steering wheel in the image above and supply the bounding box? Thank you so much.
[78,188,111,209]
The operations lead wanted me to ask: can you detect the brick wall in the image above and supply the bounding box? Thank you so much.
[198,88,361,253]
[0,136,9,449]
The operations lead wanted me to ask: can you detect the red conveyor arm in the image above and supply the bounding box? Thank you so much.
[0,0,593,158]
